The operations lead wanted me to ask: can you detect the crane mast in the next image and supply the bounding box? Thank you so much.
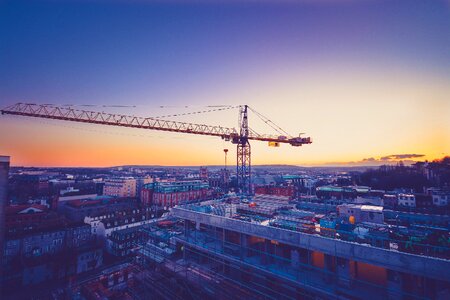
[234,105,251,195]
[1,102,312,195]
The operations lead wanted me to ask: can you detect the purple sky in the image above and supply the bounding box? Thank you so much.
[1,0,449,166]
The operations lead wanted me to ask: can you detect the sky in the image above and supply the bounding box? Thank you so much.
[0,0,449,167]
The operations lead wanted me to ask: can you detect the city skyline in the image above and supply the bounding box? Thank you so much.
[1,0,449,167]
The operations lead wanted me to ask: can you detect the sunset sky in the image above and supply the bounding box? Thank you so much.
[1,0,449,167]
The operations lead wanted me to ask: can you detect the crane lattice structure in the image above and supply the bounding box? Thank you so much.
[1,103,312,194]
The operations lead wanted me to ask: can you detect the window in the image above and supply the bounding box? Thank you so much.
[32,247,41,256]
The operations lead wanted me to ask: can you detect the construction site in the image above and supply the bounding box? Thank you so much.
[95,194,445,300]
[2,104,449,300]
[2,1,450,299]
[65,197,450,299]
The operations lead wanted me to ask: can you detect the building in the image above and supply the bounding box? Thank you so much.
[136,176,153,200]
[383,194,398,208]
[106,226,141,257]
[85,206,156,239]
[337,204,384,224]
[252,174,278,186]
[95,180,105,195]
[141,180,211,208]
[57,192,98,210]
[9,174,50,203]
[78,262,134,299]
[415,193,433,209]
[3,221,102,290]
[0,155,10,291]
[103,177,137,198]
[282,175,316,194]
[169,196,450,299]
[4,203,75,243]
[316,185,357,199]
[398,193,416,208]
[383,210,450,227]
[220,168,230,187]
[254,185,295,197]
[199,166,208,181]
[353,196,383,206]
[59,196,136,222]
[75,245,103,274]
[431,190,450,207]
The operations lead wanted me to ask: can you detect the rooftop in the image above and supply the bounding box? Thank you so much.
[360,205,383,212]
[5,204,48,215]
[65,196,132,208]
[0,155,10,163]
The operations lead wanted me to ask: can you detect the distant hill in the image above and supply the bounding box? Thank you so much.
[11,164,379,173]
[114,164,377,173]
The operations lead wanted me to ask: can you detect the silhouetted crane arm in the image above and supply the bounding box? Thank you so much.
[1,103,311,146]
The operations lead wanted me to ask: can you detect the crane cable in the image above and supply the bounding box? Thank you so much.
[248,127,261,138]
[41,103,239,121]
[42,104,235,109]
[247,106,292,138]
[10,103,291,138]
[149,105,239,119]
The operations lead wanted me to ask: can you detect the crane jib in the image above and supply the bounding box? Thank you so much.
[1,102,312,195]
[1,103,311,145]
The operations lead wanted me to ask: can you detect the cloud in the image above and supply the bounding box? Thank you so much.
[361,157,376,162]
[321,154,425,167]
[380,154,425,161]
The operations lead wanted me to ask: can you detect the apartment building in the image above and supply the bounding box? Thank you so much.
[103,177,137,198]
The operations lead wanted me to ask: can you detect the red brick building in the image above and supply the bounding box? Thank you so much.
[141,180,211,208]
[254,185,295,197]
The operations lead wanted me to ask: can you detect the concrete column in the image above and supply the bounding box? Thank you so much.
[291,249,300,268]
[299,249,313,286]
[222,228,225,254]
[261,239,271,265]
[386,270,403,300]
[434,278,450,300]
[336,257,352,288]
[305,249,312,267]
[323,254,334,283]
[239,233,248,260]
[324,254,333,270]
[184,220,190,237]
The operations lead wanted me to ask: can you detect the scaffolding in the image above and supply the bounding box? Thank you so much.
[175,219,449,300]
[129,220,317,300]
[128,194,450,300]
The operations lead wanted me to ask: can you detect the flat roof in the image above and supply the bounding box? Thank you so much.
[360,205,383,212]
[0,156,10,163]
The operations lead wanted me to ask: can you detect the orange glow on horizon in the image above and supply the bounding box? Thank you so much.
[1,65,448,167]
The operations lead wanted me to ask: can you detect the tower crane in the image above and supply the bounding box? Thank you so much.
[1,103,312,195]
